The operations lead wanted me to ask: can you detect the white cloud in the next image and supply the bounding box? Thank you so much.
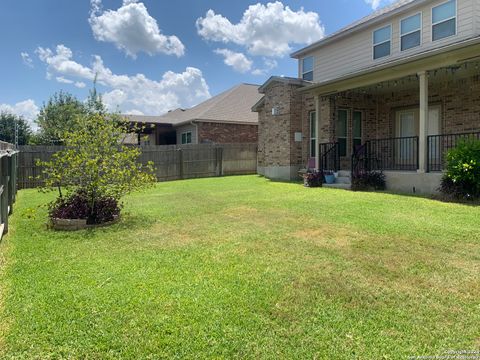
[56,76,74,84]
[89,0,185,58]
[55,76,87,89]
[36,44,211,116]
[36,45,94,80]
[214,49,252,73]
[252,58,278,76]
[21,52,34,68]
[364,0,394,10]
[197,2,325,57]
[0,99,40,130]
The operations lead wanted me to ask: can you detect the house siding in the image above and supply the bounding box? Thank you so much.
[301,0,477,83]
[176,124,198,144]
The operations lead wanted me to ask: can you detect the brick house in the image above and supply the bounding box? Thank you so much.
[126,83,262,145]
[253,0,480,194]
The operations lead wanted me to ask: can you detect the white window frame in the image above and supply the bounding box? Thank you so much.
[431,0,457,42]
[400,12,422,51]
[309,111,316,158]
[181,131,192,145]
[372,24,392,60]
[301,56,314,81]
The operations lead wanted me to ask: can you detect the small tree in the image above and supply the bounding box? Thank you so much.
[0,112,32,145]
[39,112,156,224]
[36,91,86,144]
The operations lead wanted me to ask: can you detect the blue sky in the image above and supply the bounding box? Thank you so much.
[0,0,392,125]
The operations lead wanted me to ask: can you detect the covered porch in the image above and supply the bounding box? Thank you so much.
[305,40,480,184]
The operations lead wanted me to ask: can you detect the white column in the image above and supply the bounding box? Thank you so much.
[314,95,320,170]
[418,71,428,173]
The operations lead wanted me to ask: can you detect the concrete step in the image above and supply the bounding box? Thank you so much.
[335,176,351,184]
[323,183,351,190]
[336,170,351,178]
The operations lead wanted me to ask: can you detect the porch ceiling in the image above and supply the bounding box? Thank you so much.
[347,59,480,96]
[302,37,480,96]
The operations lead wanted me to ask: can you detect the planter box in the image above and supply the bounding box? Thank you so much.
[324,174,336,184]
[51,215,120,231]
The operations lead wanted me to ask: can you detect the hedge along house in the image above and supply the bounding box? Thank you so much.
[125,83,262,146]
[254,0,480,194]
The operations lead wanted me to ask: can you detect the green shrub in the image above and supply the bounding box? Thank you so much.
[441,137,480,199]
[352,171,386,191]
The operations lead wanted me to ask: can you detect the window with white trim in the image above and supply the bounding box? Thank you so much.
[432,0,456,41]
[309,111,316,157]
[181,131,192,144]
[373,25,391,60]
[401,13,421,51]
[302,57,314,81]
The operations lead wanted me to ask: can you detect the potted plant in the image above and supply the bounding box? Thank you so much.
[302,170,322,187]
[324,170,336,184]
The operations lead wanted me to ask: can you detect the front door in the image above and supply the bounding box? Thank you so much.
[395,107,441,169]
[396,110,417,166]
[427,107,441,166]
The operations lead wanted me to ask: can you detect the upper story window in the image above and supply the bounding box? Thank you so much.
[373,25,391,60]
[401,13,421,51]
[432,0,456,41]
[302,57,314,81]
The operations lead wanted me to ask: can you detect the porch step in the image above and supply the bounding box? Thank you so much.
[336,170,351,177]
[323,183,351,190]
[335,176,351,184]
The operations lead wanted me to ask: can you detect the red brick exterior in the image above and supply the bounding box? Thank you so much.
[197,122,258,144]
[257,71,480,175]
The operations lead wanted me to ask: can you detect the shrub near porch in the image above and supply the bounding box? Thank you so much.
[1,176,479,359]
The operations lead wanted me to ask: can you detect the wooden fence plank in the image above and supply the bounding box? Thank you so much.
[18,143,257,189]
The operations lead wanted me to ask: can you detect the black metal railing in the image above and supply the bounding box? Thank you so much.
[351,143,368,177]
[367,136,419,171]
[427,131,480,172]
[351,136,419,174]
[319,142,339,172]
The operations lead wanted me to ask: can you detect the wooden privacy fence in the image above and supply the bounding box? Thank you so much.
[0,141,19,238]
[18,143,258,189]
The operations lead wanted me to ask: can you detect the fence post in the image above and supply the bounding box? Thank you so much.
[7,154,13,215]
[178,148,184,180]
[1,155,9,234]
[216,146,223,177]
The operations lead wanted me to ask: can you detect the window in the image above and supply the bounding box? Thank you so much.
[432,0,456,41]
[181,131,192,144]
[302,57,314,81]
[401,13,421,51]
[373,25,391,59]
[309,111,316,157]
[353,111,362,149]
[337,110,348,157]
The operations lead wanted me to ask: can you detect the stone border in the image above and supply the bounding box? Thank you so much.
[51,215,120,231]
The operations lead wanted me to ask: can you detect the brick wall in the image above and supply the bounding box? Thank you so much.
[257,81,304,168]
[258,72,480,172]
[197,122,258,144]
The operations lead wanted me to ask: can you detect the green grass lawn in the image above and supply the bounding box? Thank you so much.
[0,175,479,359]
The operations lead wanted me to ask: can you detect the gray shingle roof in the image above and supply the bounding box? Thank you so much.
[124,83,262,126]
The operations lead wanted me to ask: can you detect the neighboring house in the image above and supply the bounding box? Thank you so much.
[125,83,262,146]
[254,0,480,194]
